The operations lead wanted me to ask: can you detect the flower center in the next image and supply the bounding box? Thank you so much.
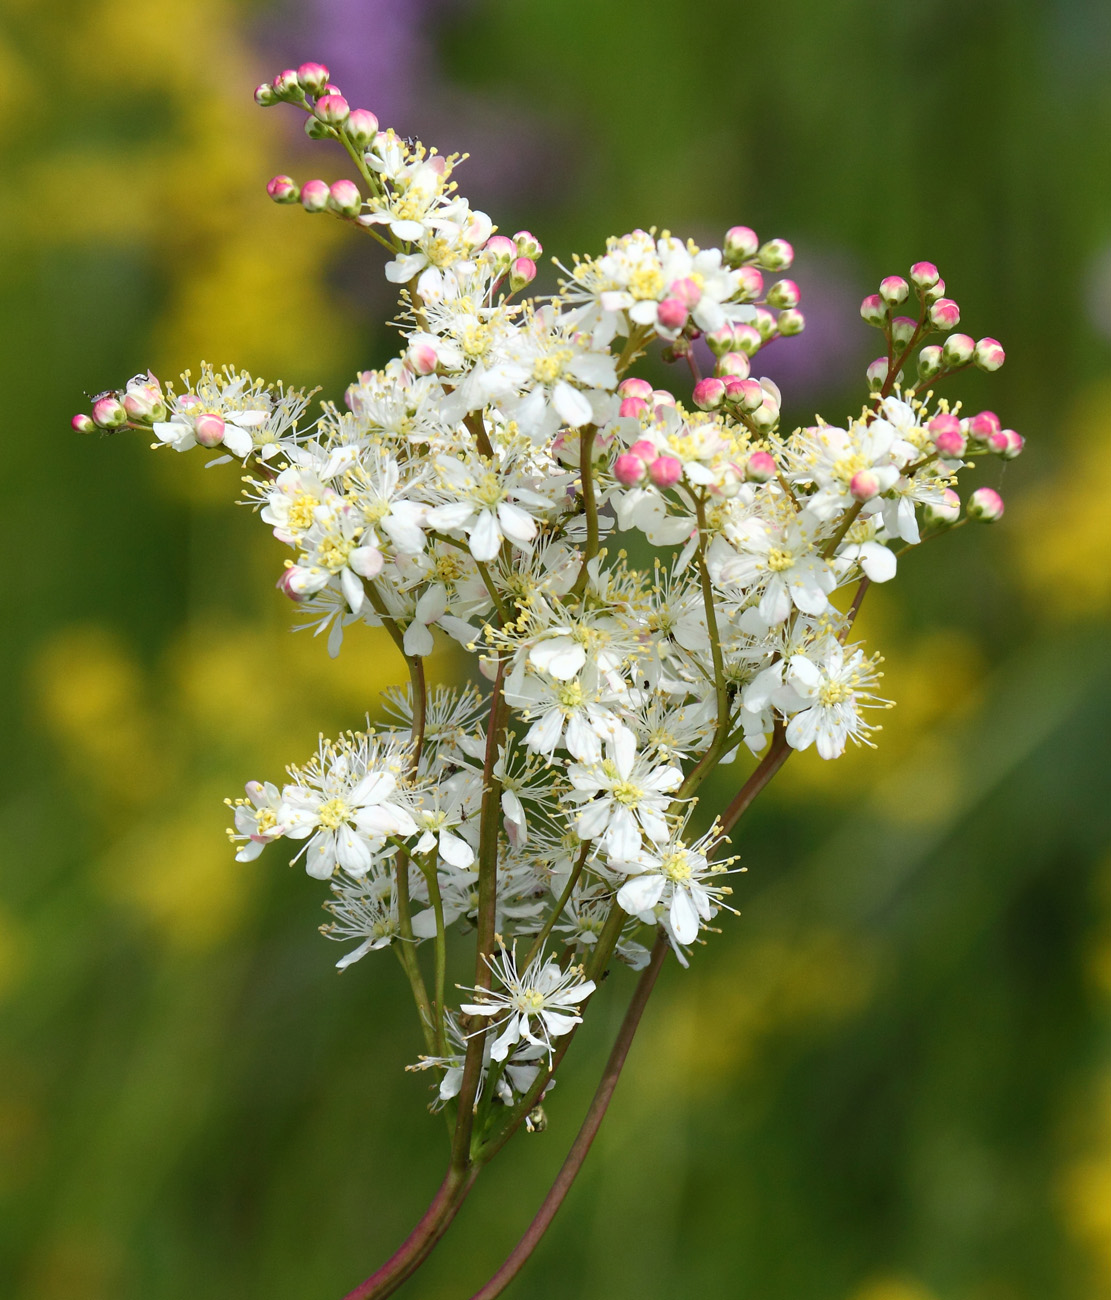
[317,798,351,830]
[766,546,795,572]
[819,681,852,707]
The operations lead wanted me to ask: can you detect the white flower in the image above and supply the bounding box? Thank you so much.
[781,642,889,760]
[612,836,728,945]
[227,780,284,862]
[568,728,683,858]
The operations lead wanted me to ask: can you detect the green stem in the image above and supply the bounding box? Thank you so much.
[568,425,599,600]
[522,842,590,970]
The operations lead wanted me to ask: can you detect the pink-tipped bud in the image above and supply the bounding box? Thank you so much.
[304,116,333,141]
[618,377,653,400]
[513,230,542,259]
[928,297,961,329]
[777,308,805,336]
[850,470,881,502]
[628,438,659,462]
[928,412,961,440]
[930,419,967,460]
[254,82,277,107]
[735,265,765,299]
[879,275,909,306]
[509,257,536,292]
[483,234,516,267]
[407,342,438,376]
[297,62,331,94]
[194,413,226,448]
[731,324,763,356]
[924,488,961,527]
[328,179,362,216]
[300,179,330,212]
[966,410,1002,441]
[692,377,726,410]
[732,378,766,412]
[974,337,1005,371]
[753,308,778,342]
[91,395,126,429]
[925,278,947,302]
[277,567,309,601]
[860,293,886,326]
[613,452,649,486]
[71,413,96,434]
[891,315,917,346]
[648,455,683,488]
[767,279,800,309]
[313,93,349,126]
[345,109,379,147]
[745,450,777,482]
[619,396,648,418]
[967,486,1005,522]
[272,69,302,100]
[266,174,300,204]
[910,261,940,289]
[942,333,975,366]
[758,238,794,271]
[724,225,759,263]
[669,277,702,309]
[917,344,944,379]
[122,380,166,423]
[866,357,890,390]
[657,298,689,331]
[706,325,736,356]
[998,429,1024,460]
[715,351,751,379]
[651,390,677,409]
[985,429,1010,455]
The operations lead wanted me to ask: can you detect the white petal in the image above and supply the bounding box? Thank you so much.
[552,380,593,428]
[468,509,502,562]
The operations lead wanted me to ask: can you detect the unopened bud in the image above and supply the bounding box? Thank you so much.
[777,308,805,336]
[925,277,946,302]
[910,261,940,289]
[928,297,960,329]
[706,325,735,356]
[731,324,763,356]
[91,395,126,429]
[735,265,764,299]
[618,378,653,400]
[928,413,966,458]
[483,235,516,267]
[860,293,886,326]
[122,381,166,423]
[272,69,302,100]
[327,179,362,216]
[514,230,542,259]
[732,378,766,412]
[407,342,438,376]
[850,470,881,502]
[194,413,226,447]
[942,333,975,366]
[758,238,794,271]
[344,109,379,148]
[648,455,683,488]
[967,486,1004,521]
[313,93,349,126]
[766,279,800,309]
[724,225,759,263]
[509,257,536,292]
[304,116,334,140]
[745,450,777,482]
[628,438,659,462]
[266,174,299,204]
[651,390,677,409]
[754,308,778,341]
[277,567,309,601]
[715,351,751,379]
[889,316,916,347]
[657,298,689,331]
[998,429,1024,459]
[965,410,1002,441]
[924,488,961,527]
[297,62,331,95]
[618,396,648,418]
[917,344,944,379]
[692,377,726,410]
[254,82,277,107]
[669,277,702,309]
[300,179,330,212]
[866,357,889,390]
[749,399,779,431]
[71,413,96,434]
[613,452,649,486]
[973,337,1005,371]
[879,275,909,306]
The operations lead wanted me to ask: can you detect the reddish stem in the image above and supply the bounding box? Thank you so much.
[719,724,791,837]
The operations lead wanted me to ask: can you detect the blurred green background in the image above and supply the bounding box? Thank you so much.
[3,1,1111,1297]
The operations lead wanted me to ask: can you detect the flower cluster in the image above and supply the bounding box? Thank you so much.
[74,60,1021,1123]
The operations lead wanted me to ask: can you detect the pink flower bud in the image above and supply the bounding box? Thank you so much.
[928,412,962,439]
[297,62,331,94]
[754,308,778,341]
[850,470,881,502]
[866,357,889,390]
[715,351,751,379]
[879,275,909,306]
[942,333,975,366]
[736,266,764,299]
[619,396,648,418]
[724,225,760,262]
[705,325,736,357]
[71,413,96,434]
[777,308,805,336]
[999,430,1024,459]
[669,277,702,309]
[720,376,746,402]
[266,174,299,204]
[509,257,537,292]
[254,83,277,107]
[910,261,940,289]
[925,277,946,302]
[966,410,1002,440]
[928,297,961,329]
[272,69,302,100]
[758,238,794,270]
[745,450,777,482]
[651,390,677,409]
[692,377,726,410]
[860,293,886,326]
[973,337,1005,371]
[300,179,330,212]
[613,452,648,486]
[929,415,966,459]
[194,413,226,447]
[767,279,800,309]
[345,109,379,147]
[648,455,683,488]
[91,395,126,428]
[277,567,309,601]
[731,324,763,356]
[327,179,362,216]
[483,234,516,266]
[304,116,333,141]
[924,488,961,527]
[122,380,166,423]
[657,298,689,331]
[891,315,917,346]
[514,230,543,259]
[618,378,653,400]
[732,378,766,412]
[407,342,438,376]
[313,93,349,126]
[967,486,1004,522]
[917,344,944,379]
[628,438,659,462]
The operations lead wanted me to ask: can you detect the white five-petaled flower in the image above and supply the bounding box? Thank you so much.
[568,727,683,859]
[611,837,728,946]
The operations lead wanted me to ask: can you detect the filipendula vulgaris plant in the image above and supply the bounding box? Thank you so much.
[72,60,1023,1300]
